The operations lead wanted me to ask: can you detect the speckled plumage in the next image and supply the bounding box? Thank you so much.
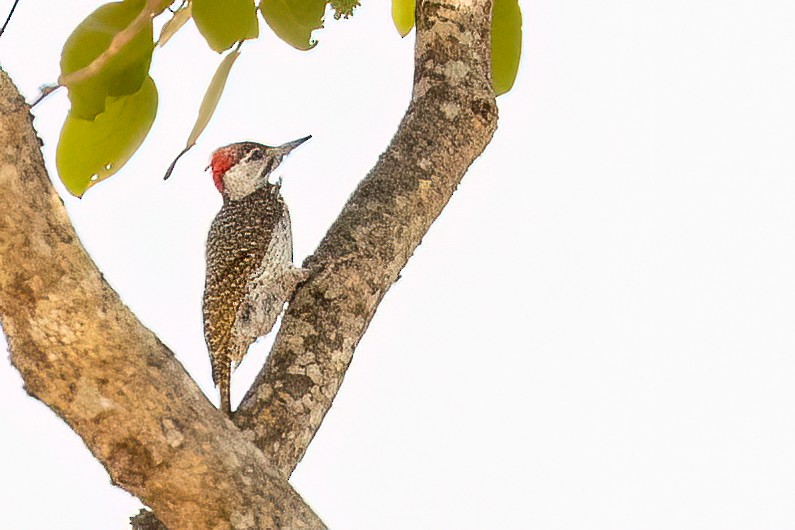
[202,139,310,416]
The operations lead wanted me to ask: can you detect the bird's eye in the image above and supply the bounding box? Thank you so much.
[245,149,263,162]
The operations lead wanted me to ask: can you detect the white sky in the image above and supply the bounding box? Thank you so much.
[2,1,795,528]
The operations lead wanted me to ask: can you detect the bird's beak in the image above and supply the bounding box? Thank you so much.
[278,135,312,155]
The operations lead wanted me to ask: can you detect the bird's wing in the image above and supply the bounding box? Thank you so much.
[203,188,283,380]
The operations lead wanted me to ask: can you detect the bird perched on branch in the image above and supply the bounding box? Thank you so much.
[201,136,311,416]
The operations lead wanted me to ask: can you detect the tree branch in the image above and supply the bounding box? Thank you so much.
[235,0,499,477]
[0,70,323,529]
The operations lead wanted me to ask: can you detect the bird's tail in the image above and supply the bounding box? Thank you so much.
[212,357,232,417]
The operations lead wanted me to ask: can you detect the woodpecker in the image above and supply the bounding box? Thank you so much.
[202,136,311,416]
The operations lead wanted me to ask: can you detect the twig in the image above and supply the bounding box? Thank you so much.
[29,84,60,108]
[0,0,21,39]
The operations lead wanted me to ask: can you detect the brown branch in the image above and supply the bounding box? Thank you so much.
[235,0,499,476]
[0,70,324,529]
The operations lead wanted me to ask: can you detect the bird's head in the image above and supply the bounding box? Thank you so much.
[209,136,311,200]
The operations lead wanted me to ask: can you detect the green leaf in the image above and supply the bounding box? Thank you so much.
[491,0,522,96]
[188,50,241,147]
[162,49,241,180]
[57,76,158,197]
[158,3,192,47]
[391,0,414,37]
[260,0,326,51]
[60,1,154,119]
[193,0,258,52]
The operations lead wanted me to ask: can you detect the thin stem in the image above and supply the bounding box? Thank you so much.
[0,0,21,39]
[29,84,61,108]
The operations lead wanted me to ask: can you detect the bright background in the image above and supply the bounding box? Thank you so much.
[3,1,795,528]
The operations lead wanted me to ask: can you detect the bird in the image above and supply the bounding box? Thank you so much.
[201,136,311,416]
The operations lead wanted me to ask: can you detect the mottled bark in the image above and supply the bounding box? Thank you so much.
[0,73,324,529]
[236,0,498,476]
